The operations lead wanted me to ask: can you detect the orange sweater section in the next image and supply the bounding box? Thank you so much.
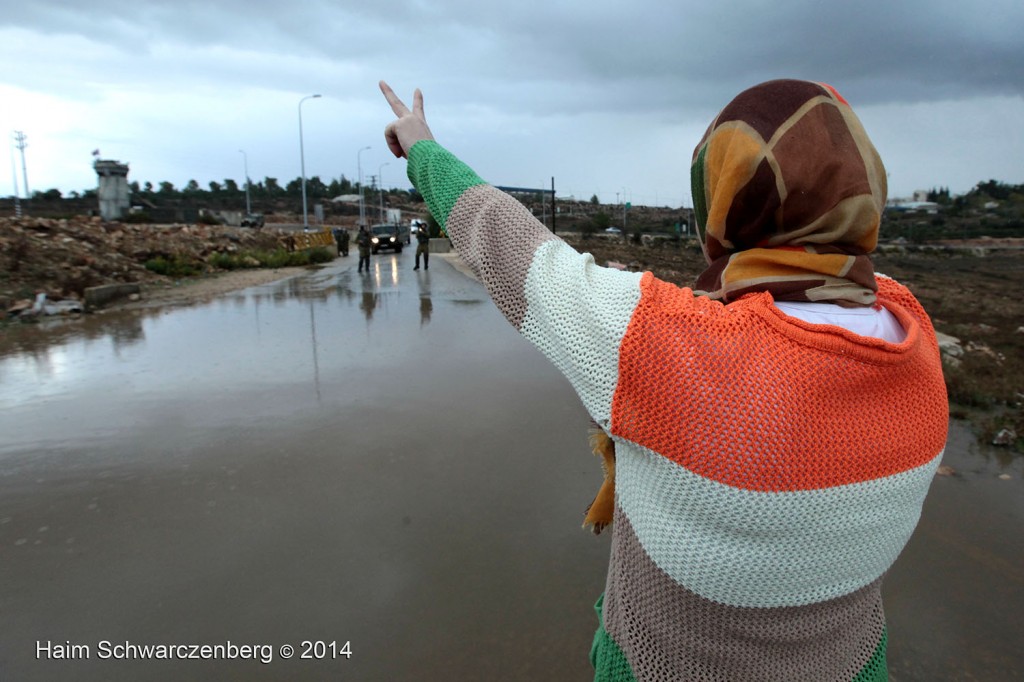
[610,275,948,492]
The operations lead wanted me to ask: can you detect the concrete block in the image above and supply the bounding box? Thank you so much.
[84,283,142,310]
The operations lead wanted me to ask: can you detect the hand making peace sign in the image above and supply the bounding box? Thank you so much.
[380,80,435,159]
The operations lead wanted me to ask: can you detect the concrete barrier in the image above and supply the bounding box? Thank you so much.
[428,238,452,253]
[84,283,141,310]
[279,229,335,252]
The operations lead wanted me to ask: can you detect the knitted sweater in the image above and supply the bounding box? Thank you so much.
[407,141,949,682]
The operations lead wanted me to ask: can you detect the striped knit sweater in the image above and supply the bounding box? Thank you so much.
[407,140,949,682]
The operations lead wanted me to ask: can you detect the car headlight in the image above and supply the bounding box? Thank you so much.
[371,237,379,244]
[389,236,395,242]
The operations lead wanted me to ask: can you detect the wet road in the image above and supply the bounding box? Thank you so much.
[1,249,1022,681]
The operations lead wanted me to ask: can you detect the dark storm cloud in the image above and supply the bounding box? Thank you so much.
[7,0,1022,115]
[3,0,1021,199]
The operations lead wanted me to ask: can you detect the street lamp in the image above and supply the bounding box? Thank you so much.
[357,146,371,228]
[238,149,251,215]
[298,93,322,229]
[377,161,389,222]
[622,186,629,233]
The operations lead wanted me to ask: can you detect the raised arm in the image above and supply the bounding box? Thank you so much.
[380,82,645,427]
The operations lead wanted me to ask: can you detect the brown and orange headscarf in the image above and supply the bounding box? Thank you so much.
[691,80,887,306]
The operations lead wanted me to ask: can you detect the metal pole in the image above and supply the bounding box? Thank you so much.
[551,177,556,234]
[239,149,251,215]
[298,94,321,229]
[13,131,28,199]
[622,187,628,233]
[540,182,546,226]
[357,146,370,227]
[9,135,21,217]
[378,162,389,222]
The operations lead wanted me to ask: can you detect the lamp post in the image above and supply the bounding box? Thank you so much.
[298,93,322,229]
[377,161,389,222]
[357,146,371,228]
[13,131,28,199]
[9,135,21,218]
[238,149,251,215]
[622,186,629,233]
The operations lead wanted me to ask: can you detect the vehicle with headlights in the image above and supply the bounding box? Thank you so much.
[370,223,409,253]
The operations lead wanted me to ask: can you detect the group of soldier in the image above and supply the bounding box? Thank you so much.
[331,224,432,274]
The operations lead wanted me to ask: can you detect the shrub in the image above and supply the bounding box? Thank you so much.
[144,256,202,277]
[208,252,242,270]
[263,249,294,268]
[285,250,311,266]
[307,247,334,264]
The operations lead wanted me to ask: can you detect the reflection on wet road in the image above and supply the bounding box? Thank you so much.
[1,250,1021,680]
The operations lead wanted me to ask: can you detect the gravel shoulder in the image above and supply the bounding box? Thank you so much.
[114,266,308,312]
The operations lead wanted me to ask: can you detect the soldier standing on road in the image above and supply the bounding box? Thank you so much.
[333,227,350,257]
[356,225,372,273]
[413,224,430,270]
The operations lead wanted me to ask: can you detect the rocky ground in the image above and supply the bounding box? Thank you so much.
[0,215,290,309]
[1,215,1020,451]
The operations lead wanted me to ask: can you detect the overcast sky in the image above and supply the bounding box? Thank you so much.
[2,0,1022,207]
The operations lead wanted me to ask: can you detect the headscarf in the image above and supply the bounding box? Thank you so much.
[690,80,887,306]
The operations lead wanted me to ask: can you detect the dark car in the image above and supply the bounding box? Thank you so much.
[240,213,264,228]
[370,223,409,253]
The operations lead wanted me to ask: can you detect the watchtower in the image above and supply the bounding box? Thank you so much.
[93,159,131,220]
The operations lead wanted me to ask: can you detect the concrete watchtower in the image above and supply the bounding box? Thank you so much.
[93,159,131,220]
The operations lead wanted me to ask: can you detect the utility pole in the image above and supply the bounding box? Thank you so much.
[298,94,321,229]
[13,131,28,199]
[622,187,629,234]
[540,181,547,227]
[239,149,251,215]
[368,174,377,223]
[9,134,21,217]
[377,162,389,223]
[551,177,556,234]
[357,146,370,228]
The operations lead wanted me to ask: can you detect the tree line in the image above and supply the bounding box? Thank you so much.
[21,177,1024,209]
[24,175,413,203]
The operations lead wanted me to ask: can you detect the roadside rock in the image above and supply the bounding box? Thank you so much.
[992,428,1017,446]
[965,341,1004,364]
[934,332,964,367]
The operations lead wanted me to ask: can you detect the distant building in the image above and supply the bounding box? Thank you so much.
[94,159,131,220]
[886,199,940,214]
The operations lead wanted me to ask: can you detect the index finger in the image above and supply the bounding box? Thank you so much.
[379,80,410,117]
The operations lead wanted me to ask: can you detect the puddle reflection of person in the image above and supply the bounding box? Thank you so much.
[419,296,432,326]
[359,291,377,321]
[380,79,948,680]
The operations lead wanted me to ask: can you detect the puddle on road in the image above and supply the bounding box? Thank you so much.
[0,260,493,459]
[0,256,1021,681]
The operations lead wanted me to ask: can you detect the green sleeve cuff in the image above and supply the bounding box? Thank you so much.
[406,140,487,229]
